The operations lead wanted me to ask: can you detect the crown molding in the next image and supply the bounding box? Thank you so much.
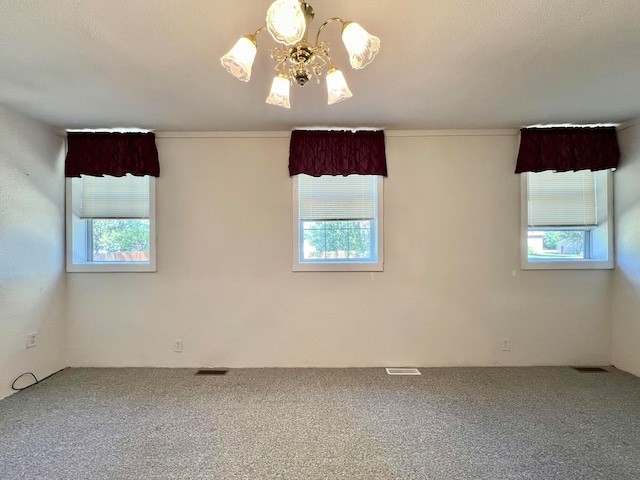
[155,129,519,139]
[617,117,640,132]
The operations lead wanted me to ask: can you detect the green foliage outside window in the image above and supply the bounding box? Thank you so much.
[92,219,150,253]
[542,231,584,254]
[303,221,372,259]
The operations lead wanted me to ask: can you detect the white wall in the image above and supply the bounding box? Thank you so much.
[66,131,611,368]
[0,105,66,400]
[612,120,640,377]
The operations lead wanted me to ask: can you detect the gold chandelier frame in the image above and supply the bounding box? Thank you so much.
[221,0,381,108]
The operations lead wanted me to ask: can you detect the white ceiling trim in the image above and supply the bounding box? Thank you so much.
[617,118,640,132]
[155,129,519,139]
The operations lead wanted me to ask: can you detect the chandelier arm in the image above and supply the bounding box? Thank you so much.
[253,26,267,37]
[241,26,267,47]
[245,27,267,44]
[270,48,289,75]
[273,57,288,72]
[320,48,332,65]
[314,17,345,46]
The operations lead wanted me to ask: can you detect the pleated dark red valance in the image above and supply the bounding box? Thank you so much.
[65,132,160,177]
[289,130,387,177]
[515,126,619,173]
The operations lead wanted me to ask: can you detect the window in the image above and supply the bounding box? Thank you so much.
[66,174,156,272]
[521,169,613,270]
[293,174,383,271]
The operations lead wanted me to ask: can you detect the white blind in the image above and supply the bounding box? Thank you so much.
[298,174,376,221]
[527,170,596,227]
[80,174,150,219]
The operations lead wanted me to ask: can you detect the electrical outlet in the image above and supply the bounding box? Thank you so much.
[501,338,511,351]
[26,333,37,348]
[174,340,183,353]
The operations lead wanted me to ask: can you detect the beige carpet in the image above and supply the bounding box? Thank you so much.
[1,367,639,479]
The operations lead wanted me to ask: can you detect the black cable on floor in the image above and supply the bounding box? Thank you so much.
[11,372,38,391]
[11,368,67,392]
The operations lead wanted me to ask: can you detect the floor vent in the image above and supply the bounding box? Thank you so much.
[386,367,421,375]
[571,367,610,373]
[195,369,228,376]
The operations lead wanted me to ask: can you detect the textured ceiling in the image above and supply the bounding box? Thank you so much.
[1,0,639,131]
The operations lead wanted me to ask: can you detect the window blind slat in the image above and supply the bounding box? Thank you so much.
[80,174,150,219]
[298,174,376,221]
[527,170,596,227]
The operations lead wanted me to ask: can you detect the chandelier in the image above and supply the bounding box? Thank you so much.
[220,0,380,108]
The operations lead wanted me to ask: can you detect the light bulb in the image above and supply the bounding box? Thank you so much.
[220,36,257,82]
[342,22,380,69]
[266,0,306,45]
[326,66,353,105]
[266,72,291,108]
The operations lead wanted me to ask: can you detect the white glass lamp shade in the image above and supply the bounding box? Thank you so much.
[342,22,380,69]
[266,0,306,45]
[326,66,353,105]
[266,72,291,108]
[220,36,257,82]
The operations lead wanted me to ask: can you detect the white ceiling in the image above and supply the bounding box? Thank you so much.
[1,0,639,132]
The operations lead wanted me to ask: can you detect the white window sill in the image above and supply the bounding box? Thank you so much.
[67,262,156,273]
[293,261,383,272]
[521,259,613,270]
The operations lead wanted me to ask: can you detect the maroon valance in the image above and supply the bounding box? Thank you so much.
[289,130,387,177]
[515,126,619,173]
[65,132,160,177]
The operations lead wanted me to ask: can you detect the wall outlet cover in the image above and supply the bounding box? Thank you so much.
[26,333,37,348]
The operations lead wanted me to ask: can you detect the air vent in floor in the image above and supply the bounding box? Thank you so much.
[195,369,228,375]
[386,367,421,375]
[571,367,610,373]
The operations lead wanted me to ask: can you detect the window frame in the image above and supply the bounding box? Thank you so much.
[292,175,384,272]
[65,176,157,273]
[520,170,613,270]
